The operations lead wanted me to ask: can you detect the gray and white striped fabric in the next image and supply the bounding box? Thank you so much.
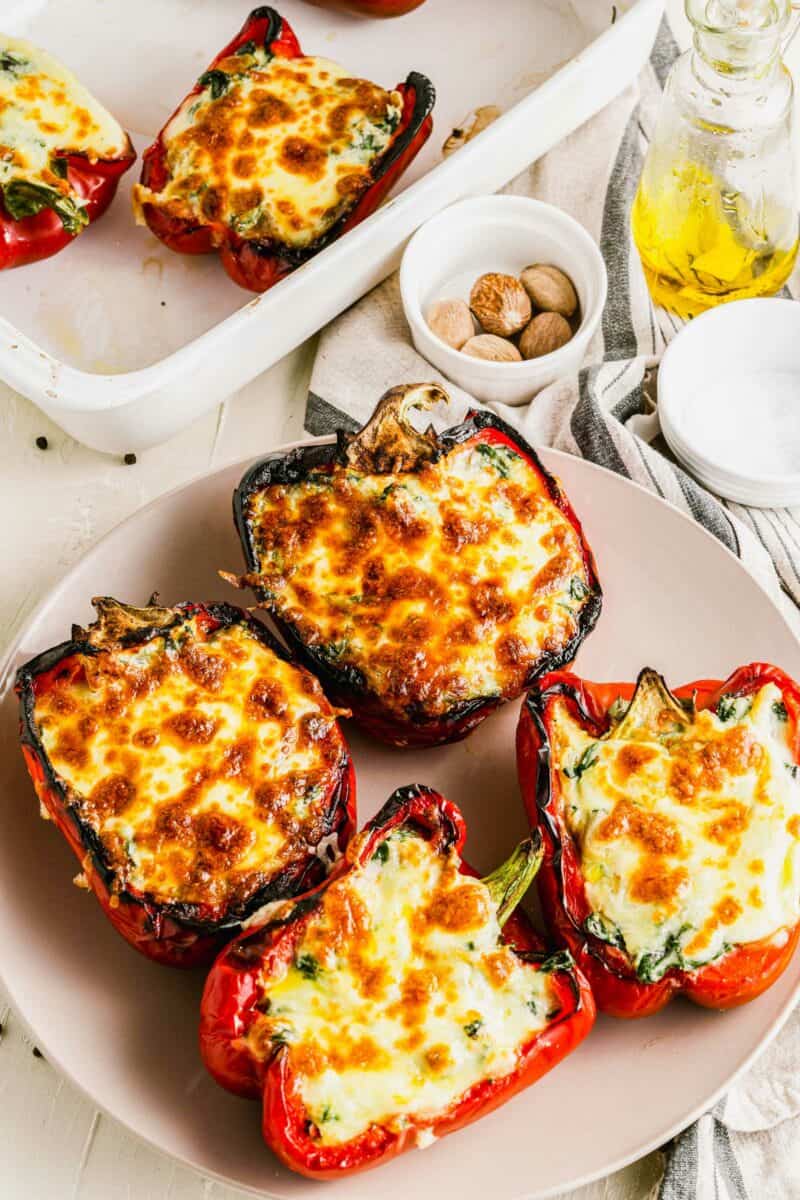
[304,16,800,1198]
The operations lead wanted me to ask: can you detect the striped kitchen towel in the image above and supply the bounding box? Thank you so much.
[304,14,800,1200]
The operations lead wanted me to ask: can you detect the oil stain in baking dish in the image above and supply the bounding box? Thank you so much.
[34,302,85,368]
[29,240,245,374]
[141,255,164,281]
[34,287,138,376]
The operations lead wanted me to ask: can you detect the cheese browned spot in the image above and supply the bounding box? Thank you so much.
[614,743,658,783]
[552,681,800,979]
[246,828,555,1145]
[669,725,760,804]
[0,36,128,233]
[32,615,346,910]
[133,51,402,249]
[246,440,595,719]
[596,799,682,856]
[629,863,687,909]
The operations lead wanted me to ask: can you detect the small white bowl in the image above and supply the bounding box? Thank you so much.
[658,299,800,509]
[399,195,608,406]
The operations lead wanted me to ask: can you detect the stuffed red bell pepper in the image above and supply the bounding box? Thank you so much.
[16,597,355,968]
[200,783,595,1178]
[0,35,135,269]
[133,7,434,293]
[517,663,800,1017]
[229,383,602,748]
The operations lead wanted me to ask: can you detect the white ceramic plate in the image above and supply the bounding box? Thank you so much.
[2,444,800,1200]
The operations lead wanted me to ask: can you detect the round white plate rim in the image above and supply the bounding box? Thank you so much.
[2,436,800,1199]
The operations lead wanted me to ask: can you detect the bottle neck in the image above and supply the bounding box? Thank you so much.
[693,28,781,88]
[687,0,789,81]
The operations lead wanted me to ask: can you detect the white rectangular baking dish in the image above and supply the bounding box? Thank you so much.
[0,0,663,453]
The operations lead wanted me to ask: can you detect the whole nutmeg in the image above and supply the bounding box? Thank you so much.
[519,264,578,318]
[519,312,573,360]
[462,334,522,362]
[469,273,531,337]
[425,298,474,350]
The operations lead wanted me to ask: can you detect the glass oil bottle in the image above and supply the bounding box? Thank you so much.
[632,0,800,318]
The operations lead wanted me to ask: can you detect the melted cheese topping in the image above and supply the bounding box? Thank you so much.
[133,47,401,248]
[33,616,347,911]
[0,36,128,232]
[552,682,800,979]
[247,829,554,1145]
[246,440,595,720]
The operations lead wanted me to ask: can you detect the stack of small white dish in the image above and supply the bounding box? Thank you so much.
[658,299,800,508]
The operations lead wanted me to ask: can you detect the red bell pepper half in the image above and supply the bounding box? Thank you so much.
[16,599,356,968]
[517,663,800,1018]
[231,383,602,749]
[1,145,135,270]
[200,784,595,1178]
[137,7,435,293]
[304,0,427,15]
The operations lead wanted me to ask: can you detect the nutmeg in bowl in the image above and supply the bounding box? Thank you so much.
[399,195,607,405]
[520,264,578,318]
[425,299,474,350]
[469,274,531,337]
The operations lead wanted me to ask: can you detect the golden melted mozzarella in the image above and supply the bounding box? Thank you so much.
[247,440,594,719]
[33,616,346,910]
[133,48,401,248]
[247,829,553,1145]
[552,682,800,979]
[0,36,128,232]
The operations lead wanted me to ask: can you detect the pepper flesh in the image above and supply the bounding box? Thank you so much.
[304,0,426,15]
[231,384,602,749]
[15,600,356,968]
[516,663,800,1018]
[137,7,434,293]
[1,147,135,270]
[199,784,595,1177]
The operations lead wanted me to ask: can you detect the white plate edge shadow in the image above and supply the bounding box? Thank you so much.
[1,437,800,1200]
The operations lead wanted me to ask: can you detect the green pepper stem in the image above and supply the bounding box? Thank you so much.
[480,829,543,929]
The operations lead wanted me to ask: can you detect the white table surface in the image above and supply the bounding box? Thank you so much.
[1,2,794,1195]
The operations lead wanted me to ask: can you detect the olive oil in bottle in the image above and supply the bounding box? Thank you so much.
[633,0,799,319]
[632,160,798,319]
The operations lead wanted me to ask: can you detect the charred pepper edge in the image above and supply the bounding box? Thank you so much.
[361,782,465,853]
[522,670,695,985]
[522,676,632,979]
[232,408,602,734]
[138,7,434,267]
[521,666,800,989]
[15,599,355,935]
[244,6,284,35]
